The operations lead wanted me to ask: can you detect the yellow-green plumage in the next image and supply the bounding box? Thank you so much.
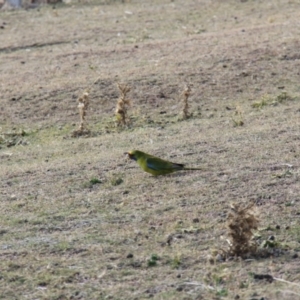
[126,150,202,176]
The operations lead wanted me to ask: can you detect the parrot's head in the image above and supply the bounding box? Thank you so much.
[126,150,138,161]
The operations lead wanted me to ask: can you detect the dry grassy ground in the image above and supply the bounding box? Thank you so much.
[1,0,300,299]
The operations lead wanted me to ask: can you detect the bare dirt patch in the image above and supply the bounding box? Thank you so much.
[1,0,300,299]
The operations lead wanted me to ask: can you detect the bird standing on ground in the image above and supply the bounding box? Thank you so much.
[126,150,202,176]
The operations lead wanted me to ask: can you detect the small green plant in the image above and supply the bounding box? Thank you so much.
[171,254,181,269]
[216,288,228,297]
[260,239,278,248]
[90,178,101,185]
[251,94,270,108]
[147,254,159,267]
[276,91,294,103]
[56,241,71,252]
[83,178,102,188]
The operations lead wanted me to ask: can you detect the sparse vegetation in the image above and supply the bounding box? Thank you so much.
[225,202,259,257]
[181,84,192,119]
[72,91,91,137]
[115,83,132,126]
[110,175,123,186]
[147,254,160,267]
[1,1,300,299]
[231,104,244,127]
[0,129,29,147]
[83,178,102,188]
[251,92,295,109]
[251,94,270,109]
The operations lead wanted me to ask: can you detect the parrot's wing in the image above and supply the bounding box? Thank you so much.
[146,158,183,171]
[145,158,163,171]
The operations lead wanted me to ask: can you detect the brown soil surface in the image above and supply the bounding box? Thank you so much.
[1,1,300,299]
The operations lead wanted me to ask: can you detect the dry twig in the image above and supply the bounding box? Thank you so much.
[181,84,192,119]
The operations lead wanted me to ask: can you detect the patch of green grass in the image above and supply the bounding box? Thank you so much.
[216,288,228,297]
[7,275,26,284]
[83,178,102,188]
[147,254,160,267]
[171,255,181,269]
[276,91,295,103]
[251,95,271,108]
[90,178,101,185]
[55,241,72,252]
[0,128,33,147]
[252,92,295,109]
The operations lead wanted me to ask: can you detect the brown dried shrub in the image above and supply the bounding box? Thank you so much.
[232,104,244,127]
[72,91,91,137]
[226,202,259,257]
[115,83,131,126]
[181,84,191,119]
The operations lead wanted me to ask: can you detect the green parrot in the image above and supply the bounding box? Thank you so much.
[126,150,202,176]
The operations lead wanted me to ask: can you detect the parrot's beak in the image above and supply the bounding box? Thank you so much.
[125,152,131,159]
[125,152,136,161]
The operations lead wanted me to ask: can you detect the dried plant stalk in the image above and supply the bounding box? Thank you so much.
[181,84,191,119]
[72,91,91,137]
[232,104,244,127]
[78,92,89,130]
[226,202,259,257]
[115,83,131,126]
